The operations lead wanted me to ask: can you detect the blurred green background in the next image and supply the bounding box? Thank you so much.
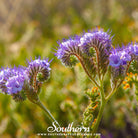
[0,0,138,137]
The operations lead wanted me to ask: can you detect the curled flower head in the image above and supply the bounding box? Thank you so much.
[79,28,112,54]
[55,36,81,66]
[0,57,51,102]
[0,67,26,94]
[109,51,122,67]
[0,66,27,101]
[27,57,51,89]
[78,28,113,76]
[110,46,133,86]
[109,47,131,67]
[55,28,113,77]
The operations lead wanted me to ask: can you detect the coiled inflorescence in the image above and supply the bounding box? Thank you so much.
[55,36,81,67]
[55,28,113,78]
[0,67,27,101]
[27,58,51,91]
[56,28,138,87]
[109,43,138,86]
[79,29,113,76]
[0,57,51,102]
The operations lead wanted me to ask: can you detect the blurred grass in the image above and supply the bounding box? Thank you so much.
[0,0,138,137]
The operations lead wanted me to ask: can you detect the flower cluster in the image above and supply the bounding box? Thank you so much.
[109,47,131,67]
[55,36,81,66]
[56,28,113,78]
[0,67,27,94]
[27,58,51,84]
[79,28,112,55]
[56,28,138,88]
[0,58,51,102]
[83,87,100,128]
[109,43,138,68]
[109,43,138,85]
[56,28,113,65]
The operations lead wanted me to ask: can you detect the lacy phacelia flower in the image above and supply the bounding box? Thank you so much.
[55,37,81,66]
[109,48,131,67]
[79,29,113,76]
[55,28,113,77]
[109,51,122,67]
[120,50,131,64]
[127,43,138,56]
[0,57,51,102]
[79,29,112,55]
[6,74,25,94]
[27,58,51,86]
[0,67,26,94]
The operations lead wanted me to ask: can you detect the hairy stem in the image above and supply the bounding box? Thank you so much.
[75,54,100,89]
[95,47,101,81]
[92,80,105,135]
[105,87,117,101]
[92,97,106,136]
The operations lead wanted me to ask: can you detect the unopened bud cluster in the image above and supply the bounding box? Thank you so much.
[83,87,100,128]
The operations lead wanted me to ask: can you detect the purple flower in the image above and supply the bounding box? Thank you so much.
[27,57,51,83]
[0,67,27,94]
[0,68,11,83]
[79,28,113,54]
[6,74,25,94]
[127,43,138,56]
[55,36,81,66]
[109,51,122,67]
[109,46,131,67]
[0,58,51,101]
[119,50,131,65]
[0,68,11,93]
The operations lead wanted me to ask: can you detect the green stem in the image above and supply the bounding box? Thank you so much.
[76,54,100,89]
[80,60,100,89]
[100,80,105,100]
[91,60,132,136]
[92,98,106,135]
[105,87,117,101]
[35,99,60,128]
[106,79,123,101]
[92,80,106,135]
